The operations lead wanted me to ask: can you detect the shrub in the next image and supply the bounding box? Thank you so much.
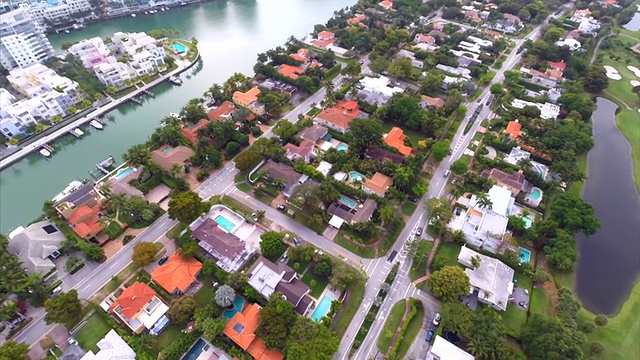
[123,235,135,245]
[251,126,263,136]
[590,342,604,354]
[196,169,209,182]
[595,315,608,326]
[580,321,595,333]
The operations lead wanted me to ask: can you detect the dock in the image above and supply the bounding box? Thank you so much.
[128,97,143,105]
[91,155,116,179]
[141,89,155,98]
[41,144,54,153]
[68,130,82,138]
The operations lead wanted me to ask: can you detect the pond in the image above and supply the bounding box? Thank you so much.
[623,11,640,31]
[575,97,640,315]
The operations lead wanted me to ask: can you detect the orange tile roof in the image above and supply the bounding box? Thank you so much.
[415,34,435,44]
[68,203,103,239]
[110,282,158,318]
[364,172,393,196]
[347,13,367,25]
[317,30,335,40]
[289,48,309,63]
[151,251,203,293]
[316,101,360,130]
[224,303,284,360]
[504,121,522,139]
[311,39,334,48]
[233,87,261,107]
[68,205,94,225]
[384,127,412,156]
[278,64,305,79]
[208,101,236,121]
[547,61,566,71]
[519,142,552,161]
[379,0,393,9]
[309,60,323,68]
[421,95,445,108]
[181,119,208,145]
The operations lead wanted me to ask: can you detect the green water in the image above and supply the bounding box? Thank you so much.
[0,0,355,234]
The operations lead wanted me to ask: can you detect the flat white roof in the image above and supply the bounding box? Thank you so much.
[458,246,514,311]
[427,335,474,360]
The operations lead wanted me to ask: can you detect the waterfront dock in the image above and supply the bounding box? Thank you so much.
[0,51,200,171]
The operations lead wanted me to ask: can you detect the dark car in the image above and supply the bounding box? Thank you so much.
[407,197,417,203]
[158,255,169,265]
[416,227,423,236]
[293,237,302,246]
[426,329,435,342]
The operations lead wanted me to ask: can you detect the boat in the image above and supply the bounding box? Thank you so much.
[131,13,137,17]
[39,149,51,157]
[90,120,103,130]
[52,180,84,202]
[168,76,182,85]
[64,30,70,34]
[73,128,84,137]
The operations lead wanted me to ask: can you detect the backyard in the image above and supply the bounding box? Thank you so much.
[74,312,111,353]
[430,241,462,272]
[301,270,329,298]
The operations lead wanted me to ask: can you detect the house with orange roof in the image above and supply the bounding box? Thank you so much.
[383,127,412,156]
[224,303,284,360]
[181,119,208,145]
[317,31,335,40]
[67,202,104,241]
[233,87,265,116]
[362,172,393,197]
[151,251,203,294]
[314,100,361,134]
[414,34,435,45]
[464,10,482,23]
[278,64,305,80]
[504,120,522,139]
[420,95,445,108]
[289,48,310,63]
[378,0,393,10]
[207,101,236,121]
[311,31,336,49]
[347,13,368,27]
[110,282,169,334]
[484,29,502,40]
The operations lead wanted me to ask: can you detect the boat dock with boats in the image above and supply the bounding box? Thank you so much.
[168,76,183,85]
[38,144,54,157]
[90,155,116,179]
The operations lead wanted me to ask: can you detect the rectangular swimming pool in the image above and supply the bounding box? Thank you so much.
[340,195,356,208]
[214,215,236,232]
[182,338,209,360]
[114,167,134,180]
[519,247,532,264]
[311,293,336,321]
[172,43,187,53]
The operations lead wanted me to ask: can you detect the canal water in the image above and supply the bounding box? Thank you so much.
[575,97,640,315]
[0,0,355,234]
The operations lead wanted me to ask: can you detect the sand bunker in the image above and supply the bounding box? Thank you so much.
[627,66,640,78]
[604,65,622,80]
[631,80,640,87]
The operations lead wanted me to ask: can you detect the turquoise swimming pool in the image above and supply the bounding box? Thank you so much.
[519,247,532,263]
[529,188,542,200]
[115,167,134,180]
[183,338,209,360]
[223,297,245,319]
[161,146,173,152]
[172,43,187,53]
[340,195,356,208]
[337,143,349,151]
[348,171,365,182]
[522,215,533,229]
[311,293,336,321]
[214,215,236,232]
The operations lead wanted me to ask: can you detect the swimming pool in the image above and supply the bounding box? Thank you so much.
[172,43,187,53]
[321,133,332,142]
[214,215,236,232]
[348,171,365,182]
[519,247,532,264]
[340,195,357,208]
[529,188,542,200]
[223,297,245,319]
[337,143,349,151]
[182,338,210,360]
[311,293,336,321]
[522,215,533,229]
[161,146,173,152]
[114,167,134,180]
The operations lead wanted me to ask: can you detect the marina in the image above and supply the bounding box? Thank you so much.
[90,120,104,130]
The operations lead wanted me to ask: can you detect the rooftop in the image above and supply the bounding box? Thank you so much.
[458,246,515,311]
[181,119,208,145]
[481,168,529,193]
[327,198,378,224]
[315,101,361,130]
[259,161,303,190]
[363,172,393,197]
[192,218,245,259]
[224,303,284,360]
[151,145,195,173]
[426,335,474,360]
[284,140,315,158]
[295,124,328,143]
[420,95,445,108]
[80,330,135,360]
[233,87,261,106]
[364,146,405,164]
[278,64,305,79]
[109,282,158,319]
[208,101,236,121]
[8,221,65,275]
[247,257,311,314]
[151,251,203,293]
[504,120,522,139]
[383,127,412,156]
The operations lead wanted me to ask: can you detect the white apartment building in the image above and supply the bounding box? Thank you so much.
[0,5,54,69]
[67,36,116,69]
[112,31,160,56]
[27,0,92,27]
[94,61,133,87]
[129,47,165,76]
[8,63,80,102]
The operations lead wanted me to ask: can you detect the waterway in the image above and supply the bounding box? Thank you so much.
[575,97,640,315]
[0,0,355,235]
[622,11,640,31]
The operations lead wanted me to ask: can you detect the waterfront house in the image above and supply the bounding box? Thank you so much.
[64,201,105,243]
[289,48,310,63]
[362,172,393,198]
[233,87,265,116]
[327,198,378,228]
[481,168,531,196]
[378,0,394,10]
[314,100,362,134]
[247,256,313,315]
[347,13,368,27]
[383,127,412,156]
[151,251,203,295]
[277,64,306,80]
[208,101,236,121]
[458,246,515,311]
[190,217,255,273]
[181,119,209,145]
[151,145,195,176]
[8,221,64,276]
[109,282,169,334]
[224,303,285,360]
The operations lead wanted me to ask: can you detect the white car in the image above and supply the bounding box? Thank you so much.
[432,313,441,326]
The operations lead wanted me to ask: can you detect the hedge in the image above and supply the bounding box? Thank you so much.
[390,298,418,356]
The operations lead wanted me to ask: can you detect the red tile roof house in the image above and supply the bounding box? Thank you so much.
[414,34,436,45]
[284,140,316,163]
[151,251,203,295]
[277,64,306,80]
[347,13,368,27]
[420,95,445,108]
[289,48,310,63]
[247,256,313,315]
[191,217,255,272]
[181,118,208,145]
[207,100,236,121]
[233,87,266,116]
[224,303,284,360]
[314,100,362,134]
[66,202,105,242]
[504,120,522,139]
[378,0,394,10]
[311,31,335,48]
[362,172,394,198]
[109,282,169,334]
[383,127,413,156]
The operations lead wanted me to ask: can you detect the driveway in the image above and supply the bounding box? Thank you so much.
[485,145,497,160]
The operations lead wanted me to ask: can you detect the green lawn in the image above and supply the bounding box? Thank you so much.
[395,300,425,359]
[74,313,111,353]
[156,324,182,353]
[500,304,527,339]
[568,153,588,196]
[301,270,329,298]
[306,107,321,117]
[459,154,473,168]
[287,258,310,274]
[377,300,407,354]
[193,275,216,307]
[409,242,434,282]
[167,223,187,240]
[401,201,417,216]
[234,173,245,183]
[332,280,365,340]
[103,221,124,240]
[334,231,377,258]
[236,182,251,192]
[430,242,461,272]
[529,287,553,317]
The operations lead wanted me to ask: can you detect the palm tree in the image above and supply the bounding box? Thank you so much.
[379,205,394,226]
[131,333,156,354]
[170,164,184,179]
[324,80,337,106]
[448,183,465,201]
[467,335,490,359]
[215,285,236,308]
[108,193,127,213]
[517,158,533,172]
[475,193,493,210]
[318,182,340,204]
[206,83,224,104]
[123,144,150,167]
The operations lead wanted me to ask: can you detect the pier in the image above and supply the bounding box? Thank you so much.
[141,89,155,97]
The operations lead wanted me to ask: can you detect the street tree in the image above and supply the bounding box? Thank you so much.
[329,258,365,289]
[0,340,29,360]
[260,231,286,261]
[430,140,451,162]
[234,149,264,173]
[286,317,340,360]
[450,158,468,175]
[168,191,209,224]
[257,293,297,351]
[44,290,82,327]
[427,266,470,301]
[272,120,298,143]
[424,198,453,232]
[132,242,157,267]
[167,295,197,325]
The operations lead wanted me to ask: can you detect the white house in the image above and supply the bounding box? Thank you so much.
[81,330,135,360]
[458,246,515,311]
[359,76,404,99]
[426,335,474,360]
[511,98,560,120]
[94,62,133,87]
[555,38,581,51]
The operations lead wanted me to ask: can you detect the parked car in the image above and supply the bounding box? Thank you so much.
[426,329,435,342]
[443,169,451,177]
[455,208,462,216]
[293,237,302,246]
[407,196,417,203]
[277,204,286,211]
[284,233,290,240]
[158,255,169,265]
[433,313,441,326]
[280,254,288,263]
[251,213,259,222]
[416,227,423,236]
[50,286,62,297]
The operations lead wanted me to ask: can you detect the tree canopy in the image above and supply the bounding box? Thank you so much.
[549,192,600,236]
[260,231,286,261]
[257,293,297,351]
[167,295,197,325]
[132,241,157,267]
[168,191,209,224]
[44,290,82,327]
[427,266,470,301]
[0,340,29,360]
[286,317,340,360]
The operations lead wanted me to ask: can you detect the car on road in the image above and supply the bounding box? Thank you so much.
[416,227,423,236]
[387,250,398,263]
[280,254,288,263]
[443,169,451,177]
[158,255,169,265]
[433,313,441,326]
[277,204,286,211]
[426,329,435,342]
[50,286,62,297]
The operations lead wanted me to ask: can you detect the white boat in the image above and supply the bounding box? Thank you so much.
[52,180,84,202]
[168,76,182,85]
[131,13,137,17]
[90,120,103,130]
[39,149,51,157]
[64,30,70,34]
[73,128,84,137]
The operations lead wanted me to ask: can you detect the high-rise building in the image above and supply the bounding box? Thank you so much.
[0,5,54,70]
